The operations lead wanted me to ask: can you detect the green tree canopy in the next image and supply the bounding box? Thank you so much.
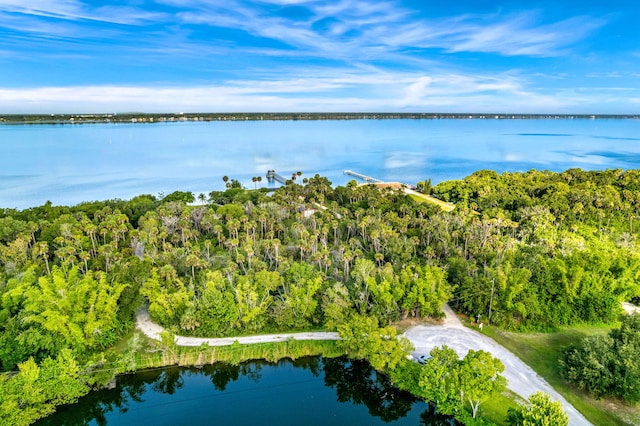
[561,314,640,403]
[507,392,568,426]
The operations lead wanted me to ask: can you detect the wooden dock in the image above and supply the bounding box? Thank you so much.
[343,169,383,183]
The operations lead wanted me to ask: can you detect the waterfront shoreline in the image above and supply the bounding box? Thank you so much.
[3,112,640,125]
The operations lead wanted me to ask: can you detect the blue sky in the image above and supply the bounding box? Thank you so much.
[0,0,638,113]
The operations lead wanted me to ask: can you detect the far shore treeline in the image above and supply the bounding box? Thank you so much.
[2,112,640,125]
[1,168,640,424]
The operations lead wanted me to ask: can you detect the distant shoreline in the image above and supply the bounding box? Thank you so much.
[2,112,640,125]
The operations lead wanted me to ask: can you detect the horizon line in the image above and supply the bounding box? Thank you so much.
[2,112,639,120]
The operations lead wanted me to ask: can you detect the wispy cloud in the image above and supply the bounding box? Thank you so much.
[0,0,166,25]
[457,14,605,56]
[0,1,607,74]
[167,1,605,60]
[402,74,520,102]
[0,0,85,19]
[0,69,609,114]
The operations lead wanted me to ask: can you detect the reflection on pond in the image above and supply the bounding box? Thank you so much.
[36,357,457,425]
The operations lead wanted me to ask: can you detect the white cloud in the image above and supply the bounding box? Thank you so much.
[442,14,605,56]
[504,153,523,162]
[0,0,84,18]
[0,0,166,25]
[0,68,619,114]
[404,74,519,98]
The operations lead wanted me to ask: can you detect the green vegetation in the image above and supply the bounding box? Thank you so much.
[118,334,343,372]
[418,345,507,420]
[507,392,569,426]
[561,315,640,403]
[435,169,640,330]
[0,349,90,426]
[337,313,411,371]
[2,167,640,424]
[337,320,511,426]
[0,331,342,426]
[485,325,634,425]
[408,192,456,211]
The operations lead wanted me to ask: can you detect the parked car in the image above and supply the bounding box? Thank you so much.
[416,354,429,365]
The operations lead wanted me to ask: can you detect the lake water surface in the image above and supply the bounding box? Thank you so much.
[2,119,640,209]
[36,357,451,426]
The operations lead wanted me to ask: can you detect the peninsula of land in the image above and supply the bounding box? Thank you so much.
[2,112,640,125]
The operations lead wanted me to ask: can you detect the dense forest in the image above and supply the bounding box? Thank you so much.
[1,168,640,424]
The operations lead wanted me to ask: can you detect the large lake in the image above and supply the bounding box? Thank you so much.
[36,357,453,426]
[2,119,640,209]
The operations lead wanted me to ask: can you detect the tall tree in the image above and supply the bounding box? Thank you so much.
[418,345,461,414]
[337,313,412,371]
[458,349,507,418]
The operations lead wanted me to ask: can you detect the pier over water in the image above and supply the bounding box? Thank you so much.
[266,169,288,185]
[342,169,455,212]
[343,170,383,183]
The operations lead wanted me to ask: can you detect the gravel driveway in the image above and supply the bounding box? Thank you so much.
[402,305,590,425]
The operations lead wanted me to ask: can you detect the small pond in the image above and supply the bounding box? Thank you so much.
[36,356,456,425]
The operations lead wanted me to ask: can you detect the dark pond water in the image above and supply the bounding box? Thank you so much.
[36,357,455,425]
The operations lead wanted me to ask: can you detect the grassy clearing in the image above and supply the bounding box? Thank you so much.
[408,192,456,212]
[483,323,640,426]
[480,390,523,426]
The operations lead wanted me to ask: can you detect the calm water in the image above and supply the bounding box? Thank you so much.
[2,119,640,209]
[36,357,453,426]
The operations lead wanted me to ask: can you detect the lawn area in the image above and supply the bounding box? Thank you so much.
[407,192,456,211]
[480,390,522,426]
[484,324,640,426]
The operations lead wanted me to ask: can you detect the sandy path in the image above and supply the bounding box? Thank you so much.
[622,302,640,315]
[135,308,339,347]
[402,306,590,425]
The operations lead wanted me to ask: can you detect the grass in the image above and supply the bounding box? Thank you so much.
[85,331,344,390]
[408,192,456,212]
[483,323,640,426]
[128,332,343,369]
[480,390,522,426]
